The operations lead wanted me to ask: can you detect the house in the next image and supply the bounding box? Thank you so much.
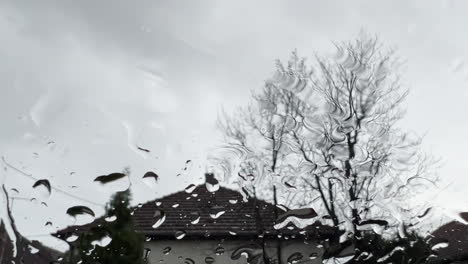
[55,173,338,264]
[429,212,468,263]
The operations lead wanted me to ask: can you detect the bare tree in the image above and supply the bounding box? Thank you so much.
[217,50,313,197]
[217,35,437,257]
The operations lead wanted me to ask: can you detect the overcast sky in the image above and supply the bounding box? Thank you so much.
[1,0,468,249]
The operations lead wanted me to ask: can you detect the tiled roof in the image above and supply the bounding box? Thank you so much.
[430,212,468,262]
[55,184,335,241]
[134,184,288,238]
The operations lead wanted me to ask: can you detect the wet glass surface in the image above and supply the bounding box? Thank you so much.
[1,1,468,263]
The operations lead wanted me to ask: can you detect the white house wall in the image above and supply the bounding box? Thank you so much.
[144,239,324,264]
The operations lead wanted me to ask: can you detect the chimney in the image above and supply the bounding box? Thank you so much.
[204,172,217,185]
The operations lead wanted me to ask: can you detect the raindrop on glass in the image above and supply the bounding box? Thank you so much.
[163,246,171,255]
[175,230,186,240]
[32,179,51,199]
[152,210,166,229]
[205,256,215,264]
[185,184,197,193]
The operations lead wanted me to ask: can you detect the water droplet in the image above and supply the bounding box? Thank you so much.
[175,230,186,239]
[66,206,95,217]
[163,246,171,255]
[172,203,179,208]
[287,252,303,263]
[66,234,79,242]
[105,215,117,222]
[91,235,112,247]
[309,252,318,259]
[94,172,129,193]
[185,184,197,193]
[28,245,39,254]
[32,179,51,199]
[142,171,159,188]
[210,206,225,219]
[144,247,151,260]
[231,243,262,261]
[190,212,201,225]
[215,246,225,255]
[205,256,215,264]
[184,258,195,264]
[432,242,449,250]
[66,206,96,224]
[94,172,126,184]
[152,210,166,229]
[274,208,318,229]
[283,181,296,189]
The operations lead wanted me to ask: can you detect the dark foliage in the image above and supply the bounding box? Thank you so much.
[348,231,433,264]
[66,190,145,264]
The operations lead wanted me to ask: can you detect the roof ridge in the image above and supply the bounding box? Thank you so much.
[138,183,274,207]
